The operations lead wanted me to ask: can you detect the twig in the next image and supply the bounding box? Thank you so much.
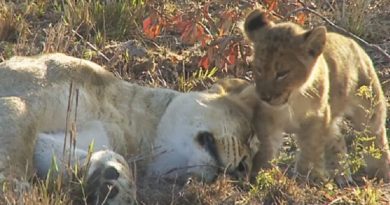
[328,197,343,205]
[71,29,110,62]
[285,7,390,63]
[202,2,219,34]
[324,0,335,11]
[63,81,74,157]
[71,89,79,160]
[208,35,242,47]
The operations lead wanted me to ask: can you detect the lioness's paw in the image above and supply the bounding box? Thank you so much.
[85,150,136,205]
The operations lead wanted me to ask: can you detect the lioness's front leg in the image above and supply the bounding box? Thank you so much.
[0,97,37,179]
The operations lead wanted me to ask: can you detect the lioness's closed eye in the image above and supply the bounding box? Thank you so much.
[244,9,390,185]
[0,53,261,203]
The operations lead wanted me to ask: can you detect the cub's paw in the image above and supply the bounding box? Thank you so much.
[85,150,136,205]
[333,173,353,187]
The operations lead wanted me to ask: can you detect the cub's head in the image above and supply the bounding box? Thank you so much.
[149,82,260,183]
[243,9,327,106]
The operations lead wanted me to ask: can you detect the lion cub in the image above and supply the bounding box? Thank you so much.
[244,9,390,184]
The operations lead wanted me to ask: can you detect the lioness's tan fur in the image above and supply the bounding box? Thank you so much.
[0,54,263,202]
[244,9,390,183]
[0,54,175,177]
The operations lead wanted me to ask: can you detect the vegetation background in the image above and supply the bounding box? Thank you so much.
[0,0,389,204]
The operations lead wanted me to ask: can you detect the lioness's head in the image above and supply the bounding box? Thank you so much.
[243,9,327,106]
[149,84,259,183]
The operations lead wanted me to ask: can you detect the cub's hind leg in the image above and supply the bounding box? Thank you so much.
[323,118,352,186]
[348,84,390,182]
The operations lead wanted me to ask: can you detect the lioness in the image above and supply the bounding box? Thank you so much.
[0,53,260,204]
[243,9,390,184]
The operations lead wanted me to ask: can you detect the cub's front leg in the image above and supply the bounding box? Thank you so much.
[251,106,286,180]
[294,115,331,183]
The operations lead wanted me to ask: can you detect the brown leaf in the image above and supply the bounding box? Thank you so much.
[218,10,236,36]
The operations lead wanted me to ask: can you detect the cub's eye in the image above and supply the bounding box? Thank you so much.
[275,70,290,80]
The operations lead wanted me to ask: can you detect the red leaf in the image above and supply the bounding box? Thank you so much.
[180,24,194,44]
[171,14,191,33]
[296,12,306,25]
[195,24,204,39]
[143,17,152,31]
[143,15,162,39]
[227,45,237,65]
[265,0,278,12]
[181,23,204,45]
[199,55,210,69]
[200,34,212,48]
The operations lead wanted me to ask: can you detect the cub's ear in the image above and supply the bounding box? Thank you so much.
[243,9,272,41]
[302,26,327,57]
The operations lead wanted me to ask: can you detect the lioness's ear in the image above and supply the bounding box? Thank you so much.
[302,26,327,57]
[243,9,272,41]
[209,78,250,94]
[228,85,260,120]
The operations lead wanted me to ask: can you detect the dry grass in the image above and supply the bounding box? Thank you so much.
[0,0,389,204]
